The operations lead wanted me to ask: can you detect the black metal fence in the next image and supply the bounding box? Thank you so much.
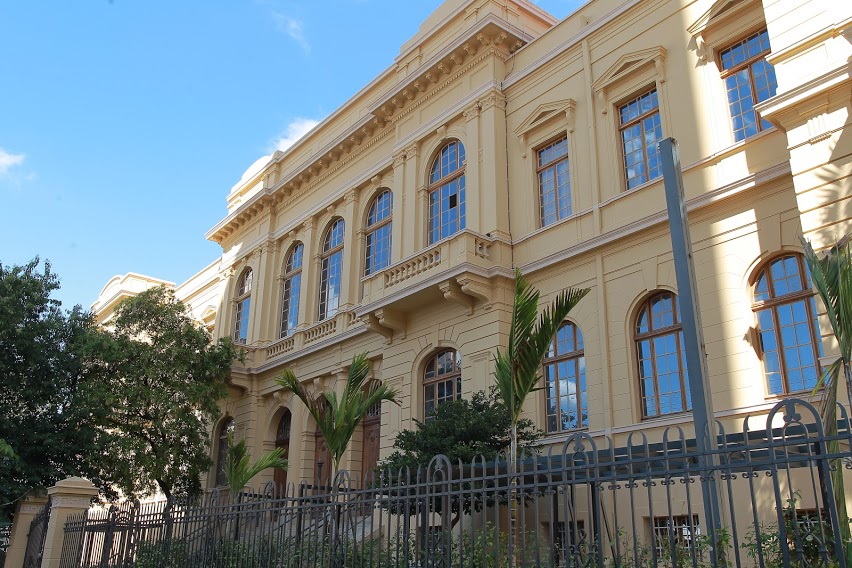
[58,398,852,568]
[0,522,11,568]
[23,498,50,568]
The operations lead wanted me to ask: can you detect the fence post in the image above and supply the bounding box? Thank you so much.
[4,492,49,568]
[40,477,99,568]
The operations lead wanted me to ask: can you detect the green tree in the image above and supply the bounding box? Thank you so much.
[802,235,852,564]
[223,433,288,495]
[81,286,241,501]
[275,352,398,479]
[493,269,588,565]
[0,259,97,520]
[379,388,542,470]
[378,388,543,523]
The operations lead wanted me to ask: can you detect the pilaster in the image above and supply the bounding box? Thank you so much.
[463,101,482,235]
[477,90,509,239]
[5,493,49,568]
[341,190,359,308]
[41,478,99,568]
[299,218,318,326]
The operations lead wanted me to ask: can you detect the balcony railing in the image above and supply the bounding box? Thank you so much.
[361,230,506,308]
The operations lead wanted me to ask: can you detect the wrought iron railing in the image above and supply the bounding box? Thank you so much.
[58,398,852,568]
[23,498,50,568]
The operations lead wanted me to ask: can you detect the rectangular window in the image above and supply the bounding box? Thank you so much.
[619,89,663,190]
[719,29,777,141]
[652,515,700,558]
[537,137,571,226]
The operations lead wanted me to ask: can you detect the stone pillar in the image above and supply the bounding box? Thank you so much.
[41,477,99,568]
[299,218,317,326]
[340,190,359,309]
[5,492,49,568]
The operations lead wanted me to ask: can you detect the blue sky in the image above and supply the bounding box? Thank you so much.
[0,0,579,311]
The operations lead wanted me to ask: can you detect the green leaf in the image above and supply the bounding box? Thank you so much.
[494,268,589,425]
[275,352,399,476]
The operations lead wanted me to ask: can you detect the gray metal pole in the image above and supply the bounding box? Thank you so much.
[659,138,724,543]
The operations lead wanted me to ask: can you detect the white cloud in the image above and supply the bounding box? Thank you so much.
[0,148,25,176]
[272,13,310,54]
[272,117,321,152]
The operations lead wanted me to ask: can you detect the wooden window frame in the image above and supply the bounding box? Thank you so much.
[319,220,345,321]
[618,88,663,191]
[536,136,572,228]
[365,190,393,276]
[635,292,691,418]
[751,254,822,396]
[280,243,303,338]
[717,28,777,141]
[427,141,466,245]
[423,349,462,421]
[233,269,252,344]
[543,321,587,432]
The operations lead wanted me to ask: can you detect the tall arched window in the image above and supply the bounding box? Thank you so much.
[752,254,823,395]
[423,349,462,421]
[428,141,466,244]
[635,292,691,418]
[544,321,587,432]
[274,411,291,492]
[280,243,303,337]
[233,269,252,344]
[365,190,393,276]
[214,418,234,487]
[319,219,345,320]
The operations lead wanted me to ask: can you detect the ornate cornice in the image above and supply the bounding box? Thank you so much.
[368,21,528,126]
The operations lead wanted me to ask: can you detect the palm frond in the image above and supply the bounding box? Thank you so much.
[224,434,287,494]
[495,269,590,424]
[275,352,399,473]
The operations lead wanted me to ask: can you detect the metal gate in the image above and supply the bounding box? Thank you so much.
[22,498,50,568]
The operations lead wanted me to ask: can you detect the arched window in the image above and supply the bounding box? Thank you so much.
[274,411,291,492]
[280,243,303,337]
[423,349,462,421]
[428,141,466,244]
[544,321,587,432]
[752,254,823,395]
[214,418,234,487]
[319,219,345,320]
[233,269,252,344]
[365,190,393,276]
[635,292,691,418]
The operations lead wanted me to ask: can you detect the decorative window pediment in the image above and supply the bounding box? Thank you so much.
[515,99,577,138]
[593,46,667,94]
[687,0,748,36]
[687,0,758,61]
[515,99,576,157]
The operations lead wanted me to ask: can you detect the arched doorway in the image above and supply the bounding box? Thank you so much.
[314,424,331,489]
[274,410,291,495]
[361,401,381,487]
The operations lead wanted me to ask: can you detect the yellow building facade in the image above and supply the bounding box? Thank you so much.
[95,0,851,518]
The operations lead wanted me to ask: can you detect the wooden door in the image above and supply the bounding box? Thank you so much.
[361,402,381,487]
[314,426,331,487]
[274,411,291,496]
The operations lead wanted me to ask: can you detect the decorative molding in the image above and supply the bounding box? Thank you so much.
[463,101,482,121]
[480,92,506,111]
[439,279,475,315]
[592,46,667,94]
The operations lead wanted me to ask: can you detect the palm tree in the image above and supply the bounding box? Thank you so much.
[802,235,852,564]
[494,268,589,565]
[223,433,288,496]
[275,352,398,481]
